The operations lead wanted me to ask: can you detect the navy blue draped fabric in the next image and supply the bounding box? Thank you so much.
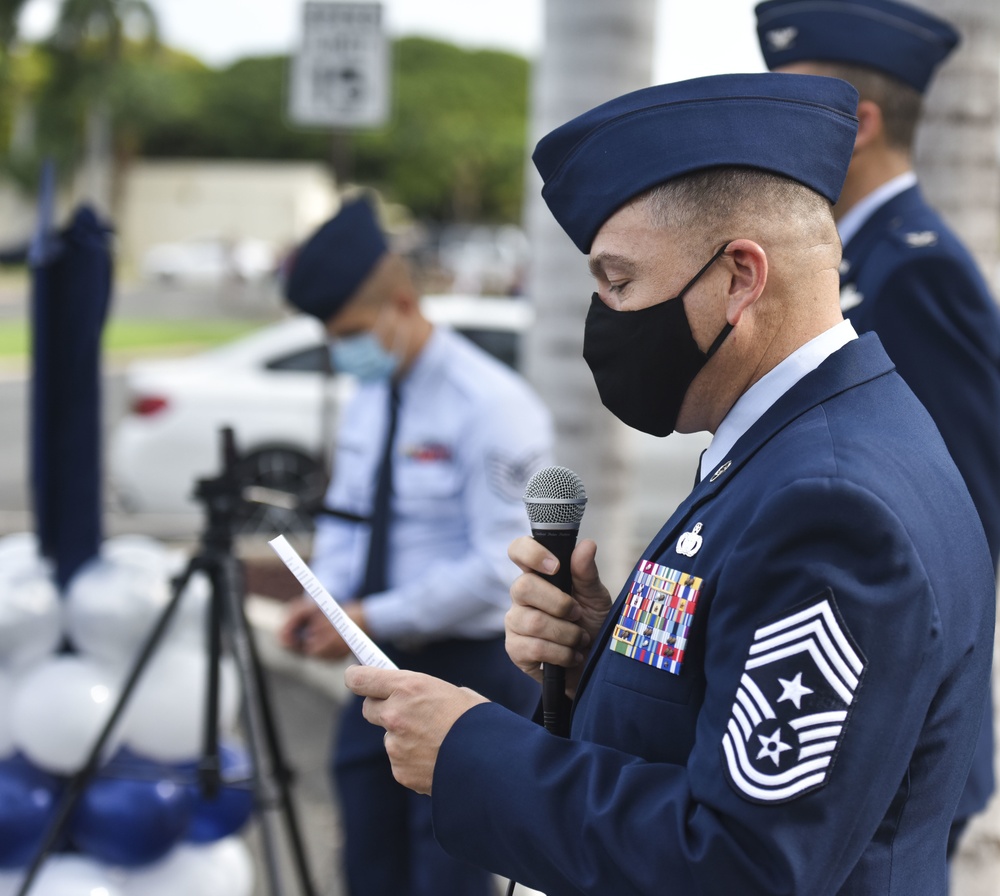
[30,194,113,589]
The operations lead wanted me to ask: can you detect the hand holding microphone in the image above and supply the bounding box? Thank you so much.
[521,466,588,737]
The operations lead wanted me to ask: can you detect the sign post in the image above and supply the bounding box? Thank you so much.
[288,1,390,130]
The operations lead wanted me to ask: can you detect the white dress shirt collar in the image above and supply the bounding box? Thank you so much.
[699,320,858,481]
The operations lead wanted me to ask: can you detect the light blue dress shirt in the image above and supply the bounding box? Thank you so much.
[311,325,554,645]
[700,320,858,482]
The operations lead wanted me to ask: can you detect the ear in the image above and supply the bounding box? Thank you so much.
[722,239,767,325]
[853,99,883,152]
[388,283,420,317]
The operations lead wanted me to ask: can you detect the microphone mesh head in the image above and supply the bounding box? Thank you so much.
[523,466,587,526]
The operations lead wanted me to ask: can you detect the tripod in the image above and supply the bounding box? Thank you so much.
[16,427,317,896]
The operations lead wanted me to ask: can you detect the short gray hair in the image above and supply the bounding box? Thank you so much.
[638,167,836,245]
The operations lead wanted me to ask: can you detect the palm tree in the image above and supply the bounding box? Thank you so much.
[522,0,664,588]
[44,0,159,211]
[50,0,158,59]
[0,0,33,154]
[907,0,1000,883]
[0,0,30,54]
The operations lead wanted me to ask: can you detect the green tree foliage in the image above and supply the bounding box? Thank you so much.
[1,0,160,190]
[0,0,37,169]
[0,0,31,53]
[4,32,530,222]
[136,38,531,222]
[354,38,530,222]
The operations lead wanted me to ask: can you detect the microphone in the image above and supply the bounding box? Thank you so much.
[522,466,587,737]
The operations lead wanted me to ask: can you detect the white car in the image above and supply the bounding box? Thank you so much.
[141,237,276,284]
[109,296,534,535]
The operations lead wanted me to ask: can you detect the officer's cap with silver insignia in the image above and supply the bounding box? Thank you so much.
[755,0,960,94]
[532,73,859,254]
[284,195,388,322]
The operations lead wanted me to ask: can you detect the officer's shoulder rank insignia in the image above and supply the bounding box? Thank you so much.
[904,230,938,248]
[609,560,702,675]
[721,590,867,804]
[840,283,863,312]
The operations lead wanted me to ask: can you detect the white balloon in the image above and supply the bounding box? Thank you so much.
[0,667,14,759]
[0,532,46,568]
[191,837,255,896]
[65,550,209,666]
[19,853,126,896]
[10,655,124,773]
[102,534,172,566]
[120,647,242,763]
[119,838,254,896]
[0,558,62,670]
[117,847,196,896]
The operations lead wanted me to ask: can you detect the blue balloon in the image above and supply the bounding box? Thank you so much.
[184,742,255,843]
[69,769,194,867]
[0,754,62,868]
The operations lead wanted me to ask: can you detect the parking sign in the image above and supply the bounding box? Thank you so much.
[289,1,390,128]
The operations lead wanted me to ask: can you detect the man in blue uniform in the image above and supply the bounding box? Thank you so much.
[278,195,553,896]
[755,0,1000,851]
[344,73,996,895]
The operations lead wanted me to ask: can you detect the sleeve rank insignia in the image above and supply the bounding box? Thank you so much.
[721,592,866,804]
[486,449,545,502]
[609,561,702,674]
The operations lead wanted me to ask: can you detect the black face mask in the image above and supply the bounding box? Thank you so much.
[582,243,731,437]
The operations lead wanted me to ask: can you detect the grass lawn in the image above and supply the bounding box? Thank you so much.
[0,319,263,360]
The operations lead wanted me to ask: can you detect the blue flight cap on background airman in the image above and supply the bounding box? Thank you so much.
[533,72,859,254]
[284,195,388,321]
[755,0,960,93]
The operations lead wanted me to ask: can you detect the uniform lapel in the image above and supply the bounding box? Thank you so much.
[840,185,923,289]
[571,334,895,707]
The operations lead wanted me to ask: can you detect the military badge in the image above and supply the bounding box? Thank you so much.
[765,26,798,51]
[709,461,731,483]
[721,592,866,803]
[609,561,702,674]
[676,523,703,558]
[405,442,453,462]
[840,283,863,311]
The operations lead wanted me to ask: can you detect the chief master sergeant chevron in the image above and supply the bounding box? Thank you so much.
[755,0,1000,854]
[344,72,996,895]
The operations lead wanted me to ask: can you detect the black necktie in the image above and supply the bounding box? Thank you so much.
[360,382,400,597]
[693,449,706,489]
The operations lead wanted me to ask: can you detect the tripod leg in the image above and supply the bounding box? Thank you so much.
[216,554,317,896]
[200,557,223,800]
[225,562,318,896]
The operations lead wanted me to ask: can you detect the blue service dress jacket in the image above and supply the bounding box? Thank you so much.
[430,334,996,896]
[840,183,1000,825]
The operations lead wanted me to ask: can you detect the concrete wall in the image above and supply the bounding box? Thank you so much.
[0,183,39,251]
[1,160,338,275]
[116,159,338,274]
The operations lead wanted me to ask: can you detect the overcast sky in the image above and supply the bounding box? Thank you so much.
[19,0,766,82]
